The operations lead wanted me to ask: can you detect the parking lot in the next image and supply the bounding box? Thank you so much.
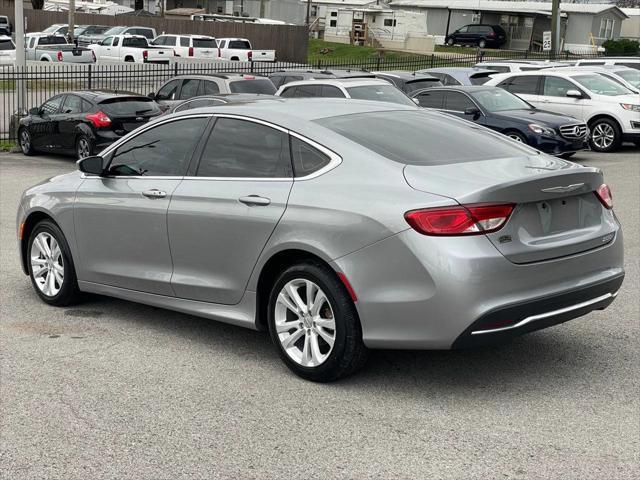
[0,148,638,479]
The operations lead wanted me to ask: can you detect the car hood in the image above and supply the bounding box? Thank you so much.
[492,108,582,126]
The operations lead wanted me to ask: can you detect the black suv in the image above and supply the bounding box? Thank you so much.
[445,24,507,49]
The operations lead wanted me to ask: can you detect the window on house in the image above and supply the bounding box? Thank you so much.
[330,11,337,17]
[329,20,337,27]
[383,19,397,27]
[599,18,615,39]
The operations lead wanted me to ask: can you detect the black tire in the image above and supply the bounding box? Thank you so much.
[447,38,454,46]
[634,140,640,148]
[267,261,368,382]
[589,117,622,153]
[478,39,487,48]
[18,127,35,156]
[27,219,81,307]
[76,134,93,160]
[504,130,527,144]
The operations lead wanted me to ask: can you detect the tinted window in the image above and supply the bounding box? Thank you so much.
[270,75,285,88]
[456,26,468,33]
[229,79,277,94]
[346,85,416,106]
[292,84,322,97]
[285,75,304,84]
[228,40,251,49]
[41,96,63,115]
[618,63,640,70]
[290,137,330,177]
[317,110,526,165]
[520,66,543,71]
[441,74,461,86]
[404,79,442,93]
[193,38,216,48]
[62,95,85,114]
[483,65,510,73]
[122,37,147,48]
[321,85,345,97]
[179,79,200,99]
[112,37,119,47]
[444,92,476,111]
[108,118,207,176]
[202,80,220,95]
[29,37,36,48]
[134,28,154,40]
[471,89,531,112]
[0,39,14,50]
[197,118,291,178]
[279,86,296,98]
[99,97,161,116]
[414,90,445,108]
[542,76,576,97]
[156,80,180,100]
[38,36,67,46]
[469,74,492,85]
[503,76,539,95]
[180,37,190,47]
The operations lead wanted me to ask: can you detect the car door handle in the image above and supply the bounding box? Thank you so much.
[239,195,271,206]
[142,189,167,199]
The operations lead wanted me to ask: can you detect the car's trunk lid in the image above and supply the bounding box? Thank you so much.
[404,155,618,263]
[98,97,161,134]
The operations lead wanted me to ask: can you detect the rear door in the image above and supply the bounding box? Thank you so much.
[74,116,209,294]
[58,94,90,151]
[168,116,294,304]
[498,74,542,106]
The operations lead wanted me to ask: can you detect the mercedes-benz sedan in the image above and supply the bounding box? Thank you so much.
[17,99,624,382]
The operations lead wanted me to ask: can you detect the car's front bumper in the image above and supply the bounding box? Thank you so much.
[529,133,588,156]
[332,225,624,350]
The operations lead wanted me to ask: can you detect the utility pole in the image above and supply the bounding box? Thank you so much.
[259,0,266,19]
[15,0,26,116]
[68,0,75,44]
[306,0,312,26]
[551,0,560,58]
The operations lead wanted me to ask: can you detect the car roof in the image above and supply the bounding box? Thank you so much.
[422,67,498,74]
[373,70,438,80]
[168,73,269,81]
[281,78,392,88]
[270,68,373,77]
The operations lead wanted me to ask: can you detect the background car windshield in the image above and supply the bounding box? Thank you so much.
[614,69,640,88]
[38,36,67,45]
[229,79,276,94]
[42,25,63,33]
[346,85,416,106]
[572,74,632,96]
[317,110,527,165]
[193,38,216,48]
[471,89,531,112]
[123,37,148,47]
[0,39,14,50]
[98,98,161,116]
[103,26,126,36]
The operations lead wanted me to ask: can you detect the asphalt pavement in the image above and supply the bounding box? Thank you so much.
[1,148,638,479]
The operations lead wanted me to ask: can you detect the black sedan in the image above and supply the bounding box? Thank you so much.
[411,86,589,157]
[18,91,162,159]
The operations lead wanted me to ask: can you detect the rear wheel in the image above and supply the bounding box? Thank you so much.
[19,128,34,155]
[76,135,93,160]
[447,38,454,46]
[504,130,527,144]
[267,261,368,382]
[589,118,621,153]
[27,220,81,306]
[478,39,487,48]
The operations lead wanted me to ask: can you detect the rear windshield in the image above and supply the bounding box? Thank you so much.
[99,97,161,116]
[228,40,251,49]
[123,37,148,48]
[405,79,442,93]
[346,84,416,106]
[193,38,216,48]
[37,36,67,46]
[229,79,276,94]
[0,17,8,24]
[470,73,493,85]
[316,110,526,165]
[0,39,14,50]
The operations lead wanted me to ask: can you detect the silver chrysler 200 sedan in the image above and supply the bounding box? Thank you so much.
[17,98,624,382]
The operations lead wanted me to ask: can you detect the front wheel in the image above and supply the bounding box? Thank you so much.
[447,38,454,46]
[589,118,621,153]
[267,262,368,382]
[478,39,487,48]
[504,130,527,144]
[27,220,81,306]
[19,128,35,155]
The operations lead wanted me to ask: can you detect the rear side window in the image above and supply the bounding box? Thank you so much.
[501,75,540,95]
[270,75,285,88]
[201,80,220,95]
[290,137,330,177]
[404,79,442,93]
[321,85,345,97]
[175,98,225,112]
[542,76,576,97]
[293,84,322,97]
[316,110,526,165]
[197,118,291,178]
[414,90,445,108]
[469,74,492,85]
[444,92,476,111]
[157,80,180,100]
[108,118,207,176]
[439,73,461,86]
[229,79,276,94]
[99,97,161,116]
[180,37,189,47]
[279,86,296,98]
[179,79,200,99]
[483,65,510,73]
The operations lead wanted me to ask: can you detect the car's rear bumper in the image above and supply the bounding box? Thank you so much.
[333,225,624,350]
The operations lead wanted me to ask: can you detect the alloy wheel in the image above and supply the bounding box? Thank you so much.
[30,232,64,297]
[507,133,523,142]
[20,130,30,153]
[591,123,615,150]
[274,279,336,367]
[77,138,90,159]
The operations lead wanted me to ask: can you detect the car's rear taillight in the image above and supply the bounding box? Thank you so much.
[217,47,221,57]
[595,184,613,209]
[57,51,63,61]
[488,32,496,38]
[247,50,253,61]
[143,50,148,60]
[91,50,96,62]
[188,46,194,56]
[85,111,111,128]
[405,204,515,236]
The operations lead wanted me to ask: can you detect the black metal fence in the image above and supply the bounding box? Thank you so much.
[0,49,607,142]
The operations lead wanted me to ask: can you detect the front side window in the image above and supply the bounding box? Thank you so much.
[414,90,445,108]
[41,96,64,115]
[294,84,322,97]
[542,76,576,97]
[62,95,86,114]
[456,26,468,33]
[471,89,531,112]
[157,80,180,100]
[108,118,208,176]
[197,118,291,178]
[502,75,540,95]
[101,37,113,47]
[290,137,331,177]
[179,79,200,99]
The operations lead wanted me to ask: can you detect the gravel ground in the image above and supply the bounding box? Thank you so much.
[1,148,638,479]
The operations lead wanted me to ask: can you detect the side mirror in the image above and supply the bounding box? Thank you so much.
[464,107,481,117]
[28,107,40,116]
[566,89,582,99]
[77,155,105,175]
[147,92,156,100]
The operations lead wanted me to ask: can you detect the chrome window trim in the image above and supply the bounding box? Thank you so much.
[82,112,342,182]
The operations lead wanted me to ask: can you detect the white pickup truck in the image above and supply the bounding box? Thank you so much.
[25,33,95,63]
[216,38,276,62]
[89,35,174,64]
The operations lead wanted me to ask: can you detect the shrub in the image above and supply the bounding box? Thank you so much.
[602,39,639,56]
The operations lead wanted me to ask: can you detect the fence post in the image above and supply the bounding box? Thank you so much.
[316,59,322,70]
[174,62,179,77]
[430,54,435,68]
[87,64,92,90]
[376,56,381,71]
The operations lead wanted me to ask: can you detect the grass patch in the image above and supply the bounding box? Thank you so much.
[0,141,16,152]
[308,39,427,64]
